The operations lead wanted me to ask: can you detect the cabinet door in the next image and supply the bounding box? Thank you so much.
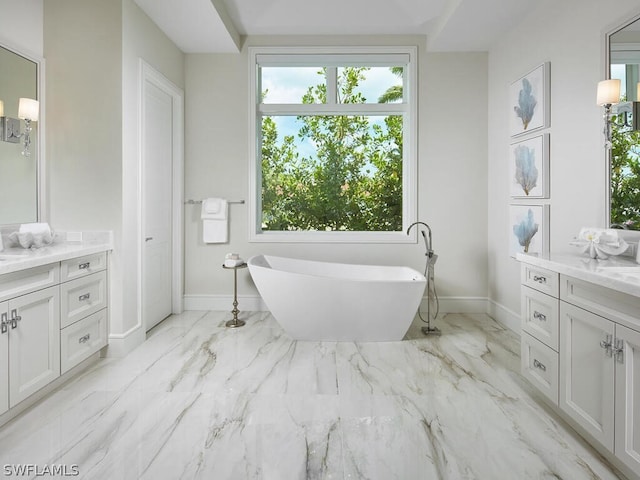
[8,286,60,407]
[0,301,8,415]
[615,324,640,473]
[559,302,615,450]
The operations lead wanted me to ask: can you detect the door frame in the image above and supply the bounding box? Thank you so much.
[138,59,184,329]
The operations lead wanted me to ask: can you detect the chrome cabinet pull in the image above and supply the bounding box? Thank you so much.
[1,312,8,334]
[533,359,546,372]
[78,333,91,344]
[613,338,624,364]
[533,275,547,284]
[78,293,91,302]
[10,309,21,329]
[533,311,547,321]
[78,262,90,270]
[600,334,613,357]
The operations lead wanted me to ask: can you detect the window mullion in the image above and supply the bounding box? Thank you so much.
[326,66,337,104]
[258,103,407,116]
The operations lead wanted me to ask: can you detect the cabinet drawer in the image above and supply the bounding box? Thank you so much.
[521,332,559,405]
[521,264,559,297]
[0,263,60,303]
[60,309,107,374]
[60,252,107,282]
[60,271,107,328]
[560,275,640,333]
[521,286,559,351]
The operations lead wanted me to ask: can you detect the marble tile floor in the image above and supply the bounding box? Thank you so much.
[0,311,625,480]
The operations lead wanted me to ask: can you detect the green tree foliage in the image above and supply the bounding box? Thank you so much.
[261,67,403,231]
[611,117,640,230]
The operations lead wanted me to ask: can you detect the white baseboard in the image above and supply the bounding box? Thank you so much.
[106,324,145,357]
[424,296,488,314]
[487,299,521,334]
[183,294,267,312]
[183,294,521,335]
[185,294,487,314]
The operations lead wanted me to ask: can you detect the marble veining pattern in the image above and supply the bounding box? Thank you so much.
[0,311,624,479]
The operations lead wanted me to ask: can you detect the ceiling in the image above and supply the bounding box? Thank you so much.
[133,0,533,53]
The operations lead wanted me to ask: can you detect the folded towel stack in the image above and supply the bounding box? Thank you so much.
[224,253,245,267]
[201,198,228,243]
[9,222,55,249]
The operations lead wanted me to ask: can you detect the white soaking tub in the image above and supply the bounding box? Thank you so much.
[247,255,426,342]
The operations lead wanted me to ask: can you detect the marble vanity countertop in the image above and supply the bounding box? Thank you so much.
[517,252,640,298]
[0,231,113,275]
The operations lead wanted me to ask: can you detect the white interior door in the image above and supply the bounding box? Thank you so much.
[142,79,174,331]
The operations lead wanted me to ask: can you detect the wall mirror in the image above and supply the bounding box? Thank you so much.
[608,13,640,231]
[0,40,42,226]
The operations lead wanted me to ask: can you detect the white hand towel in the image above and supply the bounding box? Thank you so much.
[203,198,222,215]
[201,198,228,243]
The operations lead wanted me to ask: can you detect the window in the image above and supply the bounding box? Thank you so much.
[249,47,417,242]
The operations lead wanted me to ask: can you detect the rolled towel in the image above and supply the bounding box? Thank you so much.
[19,222,51,235]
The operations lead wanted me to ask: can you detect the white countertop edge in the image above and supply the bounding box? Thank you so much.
[0,241,113,275]
[516,252,640,298]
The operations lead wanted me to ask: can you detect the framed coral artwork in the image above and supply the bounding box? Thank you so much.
[509,204,549,257]
[509,62,550,137]
[509,133,549,198]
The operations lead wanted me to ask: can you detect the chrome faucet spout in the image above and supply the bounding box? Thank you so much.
[407,221,433,256]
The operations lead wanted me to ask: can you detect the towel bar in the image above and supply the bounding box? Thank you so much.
[184,199,245,205]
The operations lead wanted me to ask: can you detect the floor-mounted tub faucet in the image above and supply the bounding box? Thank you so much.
[407,221,440,336]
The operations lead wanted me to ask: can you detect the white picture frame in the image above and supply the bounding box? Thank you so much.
[509,62,550,137]
[509,204,549,257]
[509,133,550,198]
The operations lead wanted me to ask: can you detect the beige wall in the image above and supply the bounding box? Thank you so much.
[487,0,640,328]
[44,0,184,353]
[0,0,43,56]
[184,36,489,308]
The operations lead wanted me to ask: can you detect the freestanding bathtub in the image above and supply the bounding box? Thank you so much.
[247,254,426,342]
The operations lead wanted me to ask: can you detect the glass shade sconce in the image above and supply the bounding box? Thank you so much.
[597,79,640,149]
[597,79,620,149]
[0,97,39,157]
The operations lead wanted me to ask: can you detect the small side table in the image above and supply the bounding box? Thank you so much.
[222,263,248,328]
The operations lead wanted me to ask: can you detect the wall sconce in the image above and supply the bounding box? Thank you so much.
[597,79,640,149]
[0,97,39,157]
[18,98,39,157]
[597,79,621,149]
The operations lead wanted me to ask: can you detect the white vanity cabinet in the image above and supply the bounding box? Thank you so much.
[0,301,7,415]
[518,257,640,478]
[559,301,615,450]
[520,264,560,405]
[0,264,61,415]
[0,248,109,423]
[59,253,108,374]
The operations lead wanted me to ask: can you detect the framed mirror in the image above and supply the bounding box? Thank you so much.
[0,39,43,226]
[607,13,640,231]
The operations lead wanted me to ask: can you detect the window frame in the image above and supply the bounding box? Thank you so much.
[248,46,417,243]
